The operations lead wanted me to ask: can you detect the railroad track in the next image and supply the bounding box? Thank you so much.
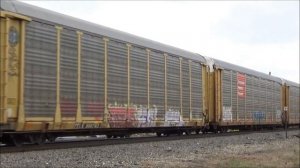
[1,128,298,153]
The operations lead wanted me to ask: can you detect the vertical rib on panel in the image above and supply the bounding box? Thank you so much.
[107,40,127,121]
[237,76,245,121]
[130,46,148,121]
[245,75,253,121]
[260,79,267,122]
[289,86,300,122]
[252,77,260,122]
[181,59,190,119]
[167,55,180,121]
[231,71,237,121]
[274,82,281,121]
[150,51,165,120]
[81,34,104,118]
[222,70,232,121]
[24,21,56,117]
[191,62,202,119]
[60,29,78,117]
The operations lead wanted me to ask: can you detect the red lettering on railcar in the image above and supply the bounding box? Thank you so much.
[237,73,246,98]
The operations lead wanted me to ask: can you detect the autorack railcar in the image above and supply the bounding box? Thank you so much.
[0,0,299,145]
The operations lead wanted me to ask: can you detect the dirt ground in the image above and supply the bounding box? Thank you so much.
[142,137,300,168]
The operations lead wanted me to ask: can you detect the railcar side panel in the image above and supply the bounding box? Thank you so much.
[289,85,300,124]
[149,51,165,121]
[130,46,149,125]
[191,62,203,120]
[181,59,190,120]
[81,34,104,119]
[166,55,181,122]
[107,40,128,126]
[220,70,282,125]
[60,28,78,118]
[24,21,56,118]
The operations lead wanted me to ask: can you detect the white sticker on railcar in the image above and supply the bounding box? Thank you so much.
[6,108,13,117]
[223,106,232,121]
[276,109,281,120]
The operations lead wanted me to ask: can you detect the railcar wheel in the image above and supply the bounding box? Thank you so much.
[29,134,46,145]
[185,130,191,135]
[2,134,22,146]
[156,132,162,137]
[10,135,24,147]
[47,135,57,143]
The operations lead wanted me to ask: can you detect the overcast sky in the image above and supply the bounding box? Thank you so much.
[21,0,299,83]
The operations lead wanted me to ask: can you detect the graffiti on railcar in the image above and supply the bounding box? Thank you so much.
[8,27,19,76]
[133,105,158,127]
[222,106,232,121]
[253,111,265,121]
[107,103,157,128]
[276,109,282,121]
[164,108,184,126]
[108,103,134,127]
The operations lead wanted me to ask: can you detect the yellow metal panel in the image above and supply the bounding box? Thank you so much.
[25,117,53,122]
[16,20,26,130]
[54,26,63,129]
[0,17,9,124]
[0,11,31,21]
[76,31,83,122]
[0,12,31,128]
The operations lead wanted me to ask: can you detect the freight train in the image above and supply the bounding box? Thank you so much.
[0,1,299,146]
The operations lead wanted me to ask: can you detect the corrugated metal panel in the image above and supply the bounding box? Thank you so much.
[182,59,190,119]
[274,82,282,122]
[224,71,282,123]
[251,77,261,122]
[167,55,180,118]
[107,40,127,121]
[289,86,300,121]
[150,51,165,120]
[24,21,56,117]
[191,61,202,119]
[81,34,104,118]
[130,46,147,115]
[231,71,237,121]
[266,80,273,121]
[259,79,267,122]
[245,75,253,121]
[237,75,246,121]
[60,28,78,117]
[222,70,232,120]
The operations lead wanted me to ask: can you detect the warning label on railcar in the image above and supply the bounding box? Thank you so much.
[223,106,232,121]
[237,73,246,98]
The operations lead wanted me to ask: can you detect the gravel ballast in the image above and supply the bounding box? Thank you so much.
[1,130,299,168]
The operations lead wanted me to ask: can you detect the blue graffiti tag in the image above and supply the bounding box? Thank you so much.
[253,111,265,120]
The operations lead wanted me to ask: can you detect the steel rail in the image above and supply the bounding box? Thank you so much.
[0,128,298,154]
